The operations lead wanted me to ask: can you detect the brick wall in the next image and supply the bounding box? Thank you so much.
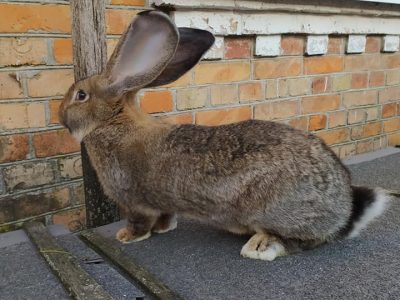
[1,0,400,232]
[0,0,145,232]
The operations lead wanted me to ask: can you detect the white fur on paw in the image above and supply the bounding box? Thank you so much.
[131,231,152,242]
[258,242,286,261]
[153,215,178,234]
[118,230,151,244]
[241,235,287,261]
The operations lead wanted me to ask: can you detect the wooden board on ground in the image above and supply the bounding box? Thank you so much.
[24,222,113,300]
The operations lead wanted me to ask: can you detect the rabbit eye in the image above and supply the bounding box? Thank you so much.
[75,90,89,102]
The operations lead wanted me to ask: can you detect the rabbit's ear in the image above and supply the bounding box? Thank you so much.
[147,28,215,87]
[104,10,179,95]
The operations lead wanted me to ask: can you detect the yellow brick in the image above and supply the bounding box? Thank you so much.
[254,57,302,79]
[332,74,352,92]
[194,62,250,85]
[288,78,310,96]
[27,69,74,97]
[0,38,47,66]
[328,111,347,128]
[255,100,299,120]
[176,87,208,110]
[343,90,378,108]
[211,84,238,105]
[0,72,24,99]
[239,82,263,102]
[386,70,400,85]
[0,102,45,129]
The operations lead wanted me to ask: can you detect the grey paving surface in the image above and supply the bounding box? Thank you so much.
[347,152,400,190]
[0,241,70,300]
[57,234,144,299]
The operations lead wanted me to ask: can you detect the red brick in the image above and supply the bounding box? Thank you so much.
[309,115,327,131]
[0,3,71,33]
[281,36,304,56]
[312,76,330,94]
[352,122,382,139]
[382,53,400,69]
[0,134,29,163]
[239,82,263,102]
[369,71,385,87]
[316,128,350,145]
[382,103,397,118]
[33,130,80,158]
[302,95,341,114]
[224,37,253,59]
[351,73,368,89]
[140,91,173,113]
[196,107,251,126]
[327,36,345,54]
[388,132,400,146]
[254,57,302,79]
[383,118,400,133]
[53,38,73,64]
[289,117,308,131]
[344,54,381,71]
[160,113,193,124]
[195,62,251,84]
[49,100,62,124]
[365,36,382,53]
[111,0,146,5]
[106,9,141,35]
[304,56,344,75]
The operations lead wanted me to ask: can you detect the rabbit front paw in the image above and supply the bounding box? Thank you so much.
[116,227,151,244]
[240,233,287,261]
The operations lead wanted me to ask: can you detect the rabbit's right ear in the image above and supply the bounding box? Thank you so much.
[103,10,179,96]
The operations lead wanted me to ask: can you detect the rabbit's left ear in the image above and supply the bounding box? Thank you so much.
[147,27,215,87]
[104,10,179,96]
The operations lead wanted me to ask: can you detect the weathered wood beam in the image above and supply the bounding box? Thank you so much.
[24,222,113,300]
[70,0,119,228]
[81,230,183,300]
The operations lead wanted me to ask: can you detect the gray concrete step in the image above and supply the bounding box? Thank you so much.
[0,225,144,300]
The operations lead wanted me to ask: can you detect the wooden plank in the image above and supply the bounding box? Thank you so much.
[387,189,400,198]
[24,222,114,300]
[70,0,119,227]
[80,230,183,300]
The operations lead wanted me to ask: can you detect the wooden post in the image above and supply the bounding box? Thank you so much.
[70,0,119,228]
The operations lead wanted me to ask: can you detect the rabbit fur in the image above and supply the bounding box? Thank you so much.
[59,10,391,261]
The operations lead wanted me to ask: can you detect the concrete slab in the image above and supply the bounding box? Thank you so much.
[347,151,400,190]
[0,241,70,300]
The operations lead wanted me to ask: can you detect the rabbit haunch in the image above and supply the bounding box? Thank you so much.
[59,10,390,261]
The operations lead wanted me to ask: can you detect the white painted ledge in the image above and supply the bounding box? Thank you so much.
[152,0,400,17]
[172,11,400,35]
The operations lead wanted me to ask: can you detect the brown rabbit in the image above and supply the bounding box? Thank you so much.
[59,10,391,261]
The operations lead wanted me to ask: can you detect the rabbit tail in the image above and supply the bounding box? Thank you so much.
[341,186,391,238]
